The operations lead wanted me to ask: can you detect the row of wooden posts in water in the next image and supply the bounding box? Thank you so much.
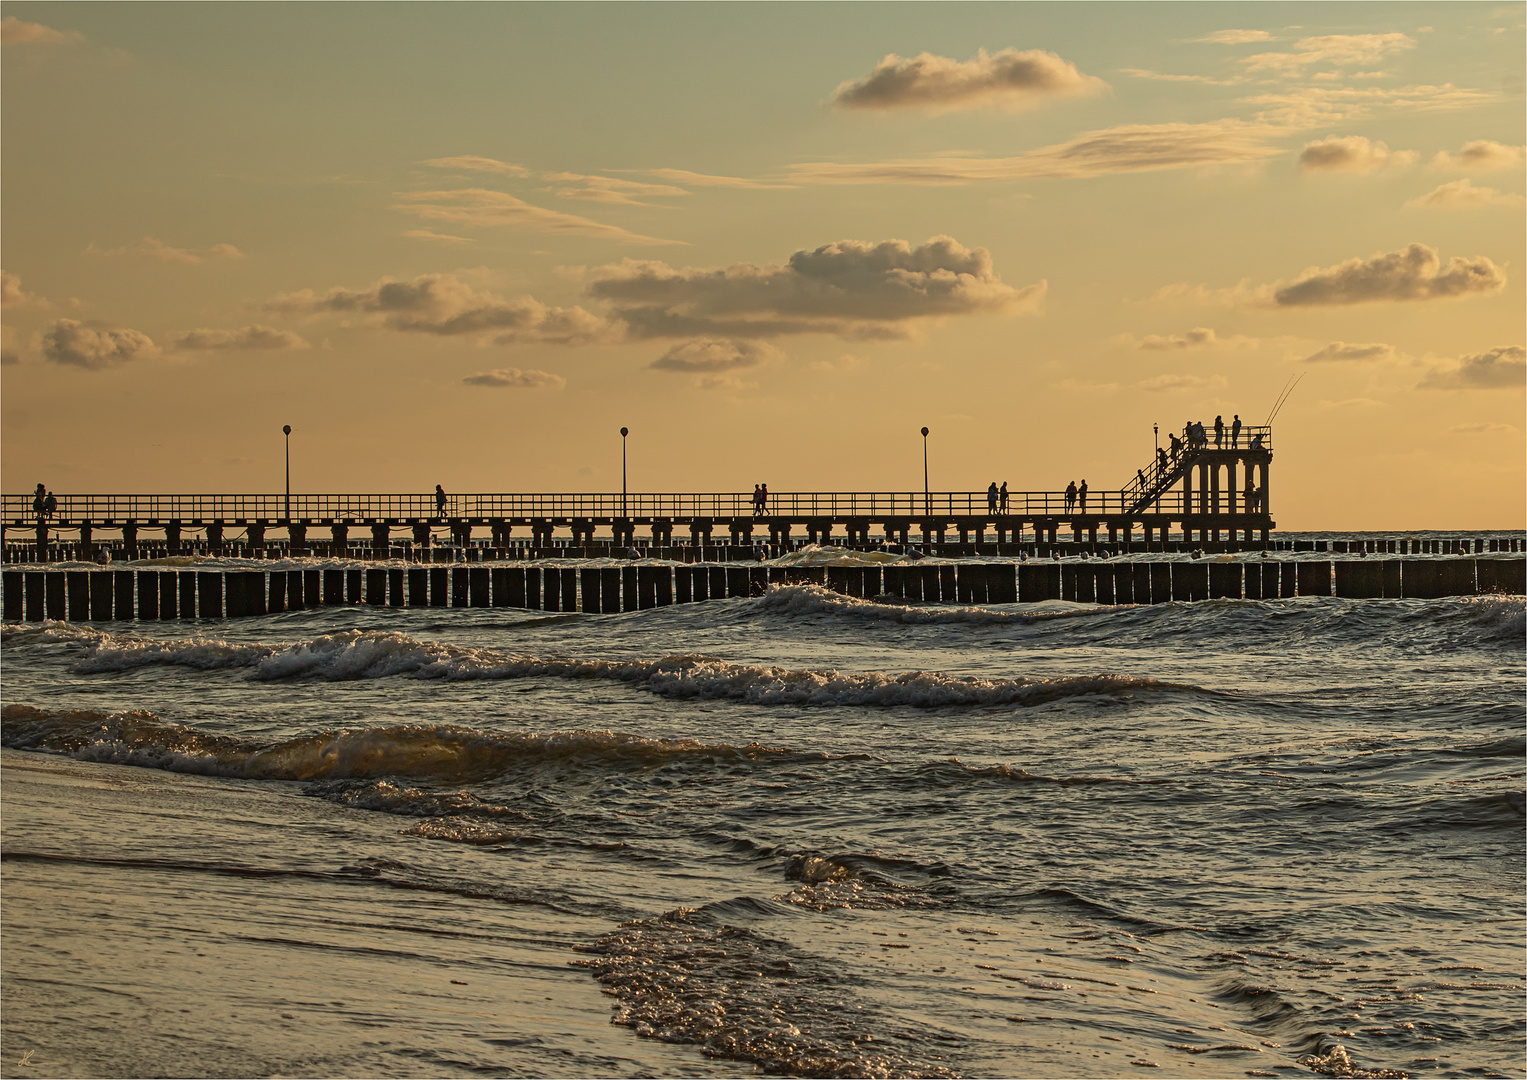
[4,533,1518,566]
[5,558,1521,622]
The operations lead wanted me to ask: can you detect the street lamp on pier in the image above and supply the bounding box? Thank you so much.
[620,427,629,516]
[283,425,292,521]
[921,426,929,516]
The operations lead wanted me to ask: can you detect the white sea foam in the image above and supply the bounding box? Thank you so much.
[61,627,1189,709]
[756,582,1101,625]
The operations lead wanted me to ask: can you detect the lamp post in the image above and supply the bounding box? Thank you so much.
[620,426,628,517]
[282,424,292,521]
[921,426,929,516]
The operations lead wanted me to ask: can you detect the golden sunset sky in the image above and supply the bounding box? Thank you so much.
[2,3,1522,529]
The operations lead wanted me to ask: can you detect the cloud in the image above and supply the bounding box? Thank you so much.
[694,373,758,392]
[1299,135,1416,173]
[1,271,40,307]
[403,229,473,244]
[462,367,566,389]
[1450,421,1517,434]
[586,235,1042,340]
[1403,179,1525,210]
[1138,327,1219,350]
[1195,29,1274,44]
[542,172,688,206]
[268,272,612,345]
[172,325,309,351]
[391,188,681,245]
[1,15,82,46]
[87,236,244,265]
[1138,373,1226,393]
[1272,243,1506,307]
[1242,33,1416,74]
[1303,341,1397,362]
[1430,140,1526,172]
[0,351,17,366]
[42,319,158,369]
[1418,346,1525,390]
[789,121,1282,185]
[831,47,1106,111]
[1244,83,1501,129]
[1119,68,1242,86]
[650,339,780,372]
[623,168,795,190]
[421,155,530,177]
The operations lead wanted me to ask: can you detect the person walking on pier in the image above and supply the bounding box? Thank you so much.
[1169,433,1182,463]
[999,481,1009,514]
[1214,415,1224,447]
[1078,479,1088,515]
[1231,414,1241,448]
[987,481,999,516]
[1156,447,1168,475]
[435,484,447,518]
[1065,480,1078,513]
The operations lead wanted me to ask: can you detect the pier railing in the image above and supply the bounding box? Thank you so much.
[6,489,1212,522]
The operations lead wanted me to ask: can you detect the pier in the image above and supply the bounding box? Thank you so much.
[7,424,1279,562]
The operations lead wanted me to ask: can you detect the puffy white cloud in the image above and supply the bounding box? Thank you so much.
[1,270,39,307]
[268,272,613,345]
[173,325,309,351]
[1243,33,1415,74]
[1304,341,1397,362]
[650,339,780,372]
[1272,243,1505,306]
[1195,29,1274,44]
[391,188,681,245]
[1403,179,1525,210]
[1,15,82,46]
[87,236,244,265]
[789,121,1282,185]
[1418,346,1525,390]
[462,368,566,389]
[421,155,530,177]
[1139,327,1219,350]
[1299,135,1415,173]
[42,319,157,369]
[832,48,1106,111]
[587,236,1042,340]
[1430,140,1526,172]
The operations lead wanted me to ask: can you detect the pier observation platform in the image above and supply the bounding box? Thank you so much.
[6,424,1276,561]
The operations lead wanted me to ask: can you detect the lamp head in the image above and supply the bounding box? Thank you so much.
[283,425,292,436]
[620,427,629,437]
[920,427,929,437]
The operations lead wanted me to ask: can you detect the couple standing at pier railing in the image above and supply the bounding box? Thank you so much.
[751,484,769,515]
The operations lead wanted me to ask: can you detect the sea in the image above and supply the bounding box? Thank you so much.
[2,538,1523,1080]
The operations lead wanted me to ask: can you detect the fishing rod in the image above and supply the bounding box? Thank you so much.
[1264,371,1305,427]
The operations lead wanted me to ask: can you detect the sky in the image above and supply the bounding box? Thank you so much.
[2,2,1522,530]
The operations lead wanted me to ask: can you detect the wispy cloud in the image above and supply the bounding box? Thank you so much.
[43,319,158,369]
[1138,373,1227,393]
[86,236,244,265]
[790,120,1282,185]
[173,325,309,351]
[1242,33,1416,74]
[542,172,688,207]
[586,236,1042,340]
[1404,179,1525,210]
[650,339,780,372]
[1430,140,1526,172]
[1,15,83,46]
[391,188,682,245]
[1303,341,1396,362]
[1418,346,1525,390]
[269,272,613,345]
[1243,83,1498,129]
[421,155,530,177]
[1299,135,1416,173]
[403,229,473,244]
[623,168,795,190]
[1195,29,1275,45]
[831,47,1106,112]
[1272,243,1506,306]
[1118,68,1243,86]
[1134,327,1253,350]
[462,367,566,388]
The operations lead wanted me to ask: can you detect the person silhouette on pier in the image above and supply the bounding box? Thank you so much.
[999,481,1009,514]
[1078,479,1088,514]
[1065,480,1078,513]
[987,481,999,515]
[1244,478,1258,513]
[32,483,45,521]
[42,491,56,520]
[1169,433,1182,463]
[435,484,447,518]
[1214,415,1224,447]
[1156,447,1168,474]
[1231,414,1241,448]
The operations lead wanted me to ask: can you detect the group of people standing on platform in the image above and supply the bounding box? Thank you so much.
[985,481,1011,515]
[31,483,56,521]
